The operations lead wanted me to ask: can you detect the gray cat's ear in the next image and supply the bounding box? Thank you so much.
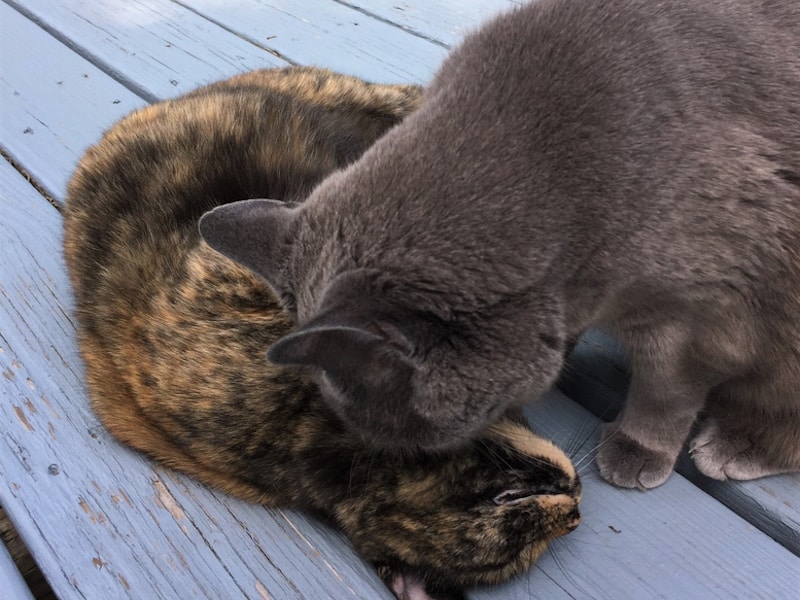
[268,326,386,370]
[268,318,416,394]
[199,198,298,303]
[269,319,413,367]
[268,320,421,446]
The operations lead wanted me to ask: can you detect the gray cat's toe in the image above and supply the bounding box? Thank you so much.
[596,426,675,490]
[690,422,786,481]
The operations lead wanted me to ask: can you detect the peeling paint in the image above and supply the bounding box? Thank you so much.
[118,488,133,507]
[25,376,35,389]
[40,393,60,418]
[78,497,97,523]
[12,405,33,431]
[279,510,315,551]
[48,421,56,440]
[3,367,17,381]
[118,575,130,590]
[255,580,271,599]
[23,396,38,414]
[153,477,186,520]
[92,556,105,569]
[278,512,349,584]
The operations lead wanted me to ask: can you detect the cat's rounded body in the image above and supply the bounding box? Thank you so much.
[201,1,800,490]
[63,67,580,599]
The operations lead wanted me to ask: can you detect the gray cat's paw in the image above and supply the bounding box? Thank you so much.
[690,421,789,481]
[596,426,675,490]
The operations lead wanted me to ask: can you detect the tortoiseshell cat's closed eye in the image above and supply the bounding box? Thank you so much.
[63,67,581,600]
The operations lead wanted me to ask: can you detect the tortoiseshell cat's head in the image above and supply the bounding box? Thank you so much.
[63,67,580,599]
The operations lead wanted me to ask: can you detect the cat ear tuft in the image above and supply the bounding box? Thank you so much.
[199,198,297,302]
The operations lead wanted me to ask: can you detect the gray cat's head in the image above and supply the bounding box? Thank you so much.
[200,198,565,451]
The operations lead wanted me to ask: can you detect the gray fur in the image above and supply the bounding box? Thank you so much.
[203,0,800,489]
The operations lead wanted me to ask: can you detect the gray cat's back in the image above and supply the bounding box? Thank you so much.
[200,1,800,488]
[299,0,800,293]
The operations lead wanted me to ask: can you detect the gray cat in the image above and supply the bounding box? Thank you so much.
[200,0,800,490]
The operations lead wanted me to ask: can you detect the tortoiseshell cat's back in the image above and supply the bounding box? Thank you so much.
[63,67,581,599]
[64,67,423,501]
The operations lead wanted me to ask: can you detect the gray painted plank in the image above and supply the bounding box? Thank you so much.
[561,328,800,556]
[342,0,519,48]
[0,538,35,600]
[0,159,392,600]
[7,0,288,102]
[183,0,449,83]
[0,1,147,202]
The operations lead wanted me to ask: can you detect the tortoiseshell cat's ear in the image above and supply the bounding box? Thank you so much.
[199,198,298,307]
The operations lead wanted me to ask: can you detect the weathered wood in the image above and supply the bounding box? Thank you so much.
[0,2,146,203]
[8,0,289,102]
[513,391,800,600]
[0,506,55,600]
[0,0,449,207]
[342,0,519,47]
[183,0,449,83]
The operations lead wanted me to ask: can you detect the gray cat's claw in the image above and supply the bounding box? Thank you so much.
[690,422,789,481]
[596,426,675,490]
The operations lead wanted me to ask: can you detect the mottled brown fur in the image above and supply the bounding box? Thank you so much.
[63,67,580,599]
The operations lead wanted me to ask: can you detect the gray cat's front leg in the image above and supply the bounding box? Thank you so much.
[595,323,716,489]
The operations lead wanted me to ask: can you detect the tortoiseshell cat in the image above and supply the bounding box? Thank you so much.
[202,0,800,491]
[63,67,581,600]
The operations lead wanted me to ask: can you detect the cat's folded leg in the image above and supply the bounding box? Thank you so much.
[595,323,717,490]
[690,389,800,481]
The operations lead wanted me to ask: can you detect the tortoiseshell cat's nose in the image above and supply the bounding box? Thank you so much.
[566,508,581,532]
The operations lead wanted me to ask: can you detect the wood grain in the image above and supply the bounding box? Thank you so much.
[341,0,519,47]
[8,0,289,102]
[0,2,146,203]
[183,0,449,83]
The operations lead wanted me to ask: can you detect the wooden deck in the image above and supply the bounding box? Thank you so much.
[0,1,798,598]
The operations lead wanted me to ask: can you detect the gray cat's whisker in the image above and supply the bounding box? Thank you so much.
[573,428,620,472]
